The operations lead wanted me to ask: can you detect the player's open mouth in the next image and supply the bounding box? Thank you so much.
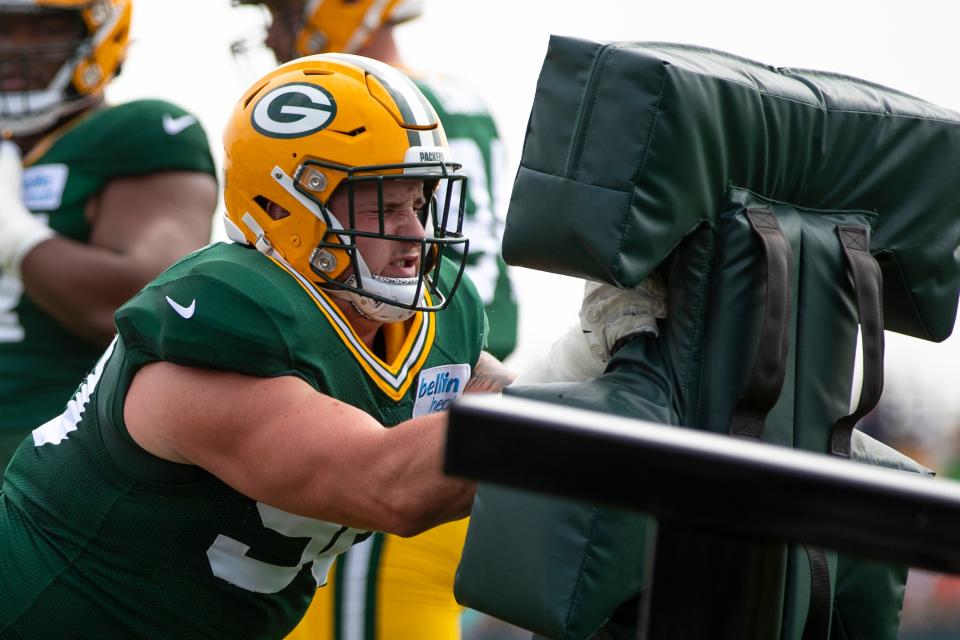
[384,254,420,277]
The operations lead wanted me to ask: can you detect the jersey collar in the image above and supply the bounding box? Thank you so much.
[268,254,436,401]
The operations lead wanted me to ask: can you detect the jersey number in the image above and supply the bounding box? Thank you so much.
[34,342,368,595]
[206,502,367,593]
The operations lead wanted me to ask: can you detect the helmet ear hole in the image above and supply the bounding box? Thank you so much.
[254,195,291,220]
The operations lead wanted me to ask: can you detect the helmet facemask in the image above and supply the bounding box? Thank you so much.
[222,53,469,325]
[0,8,85,135]
[230,0,424,70]
[298,0,423,57]
[228,1,297,74]
[0,1,130,137]
[295,158,469,323]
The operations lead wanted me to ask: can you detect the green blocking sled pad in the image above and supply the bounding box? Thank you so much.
[503,37,960,340]
[456,36,960,640]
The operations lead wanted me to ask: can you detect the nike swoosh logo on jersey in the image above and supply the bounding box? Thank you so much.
[162,114,197,135]
[165,296,196,319]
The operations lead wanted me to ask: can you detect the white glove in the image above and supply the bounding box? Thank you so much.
[513,322,606,384]
[0,140,54,279]
[579,273,667,363]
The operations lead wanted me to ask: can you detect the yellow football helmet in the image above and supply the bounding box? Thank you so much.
[0,0,132,136]
[295,0,422,56]
[222,53,469,323]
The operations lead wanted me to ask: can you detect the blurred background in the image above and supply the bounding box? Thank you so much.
[107,1,960,637]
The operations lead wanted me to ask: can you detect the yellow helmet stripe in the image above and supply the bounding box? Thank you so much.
[325,53,441,148]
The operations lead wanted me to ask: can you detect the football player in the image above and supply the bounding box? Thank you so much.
[0,53,512,639]
[240,0,519,363]
[0,0,218,466]
[230,3,520,638]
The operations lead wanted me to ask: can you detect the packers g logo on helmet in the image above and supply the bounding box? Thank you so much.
[222,54,470,323]
[251,83,337,139]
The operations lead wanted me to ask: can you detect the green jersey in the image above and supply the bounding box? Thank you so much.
[0,99,216,462]
[0,242,485,640]
[415,75,518,361]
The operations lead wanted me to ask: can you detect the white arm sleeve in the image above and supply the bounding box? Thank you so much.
[513,323,607,384]
[515,273,668,385]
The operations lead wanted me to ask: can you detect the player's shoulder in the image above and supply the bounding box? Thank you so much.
[155,241,274,283]
[100,98,194,118]
[122,243,271,318]
[76,99,200,138]
[147,242,302,318]
[55,99,215,175]
[115,243,303,375]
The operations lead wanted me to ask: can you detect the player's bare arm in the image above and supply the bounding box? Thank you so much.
[125,361,475,537]
[19,170,217,345]
[465,350,515,393]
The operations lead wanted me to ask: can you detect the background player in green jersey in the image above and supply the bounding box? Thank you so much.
[0,52,517,640]
[230,2,521,638]
[0,0,218,465]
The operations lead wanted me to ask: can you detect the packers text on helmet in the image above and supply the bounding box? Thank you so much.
[222,53,469,323]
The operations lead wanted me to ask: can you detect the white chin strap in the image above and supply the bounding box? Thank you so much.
[237,210,420,323]
[309,181,427,323]
[245,166,428,324]
[329,252,424,324]
[0,92,96,138]
[0,57,92,137]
